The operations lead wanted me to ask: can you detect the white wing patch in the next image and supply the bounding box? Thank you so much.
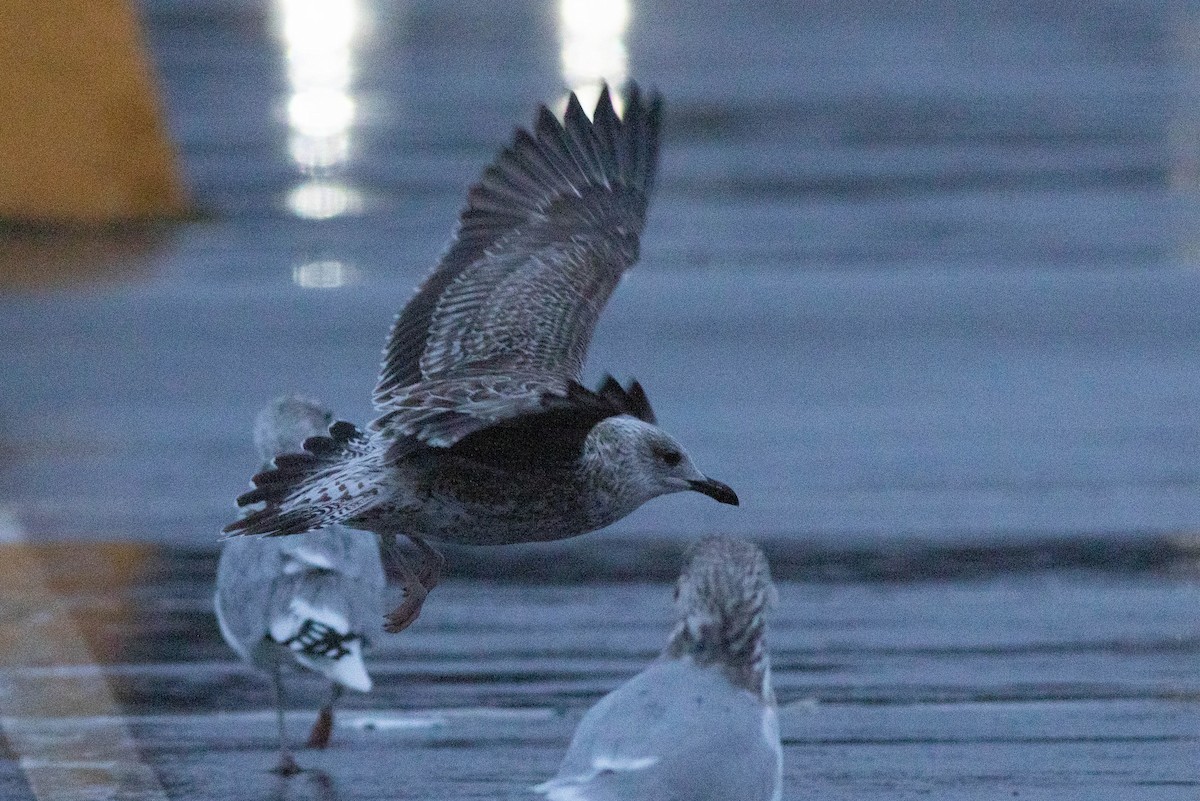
[593,755,659,773]
[269,598,350,642]
[281,543,336,574]
[533,754,660,799]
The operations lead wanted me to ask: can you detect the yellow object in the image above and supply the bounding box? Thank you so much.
[0,541,170,799]
[0,0,188,222]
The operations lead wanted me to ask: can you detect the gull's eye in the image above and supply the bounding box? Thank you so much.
[661,449,682,467]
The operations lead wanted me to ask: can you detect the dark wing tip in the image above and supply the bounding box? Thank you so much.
[595,83,615,116]
[564,89,590,128]
[624,379,656,425]
[225,507,325,538]
[592,374,657,424]
[470,79,664,226]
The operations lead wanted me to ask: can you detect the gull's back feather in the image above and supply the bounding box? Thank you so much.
[535,659,781,801]
[215,526,384,688]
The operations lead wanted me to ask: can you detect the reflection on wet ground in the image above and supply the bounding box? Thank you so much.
[0,543,1196,799]
[0,226,177,291]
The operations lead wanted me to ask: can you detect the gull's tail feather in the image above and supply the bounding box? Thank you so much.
[223,421,382,538]
[269,597,373,692]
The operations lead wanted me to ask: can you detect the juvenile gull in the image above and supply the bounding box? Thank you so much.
[535,535,782,801]
[215,395,386,775]
[225,83,738,632]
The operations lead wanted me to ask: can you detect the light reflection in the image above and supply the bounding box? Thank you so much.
[289,131,350,170]
[292,260,359,289]
[281,0,358,51]
[287,180,363,220]
[288,89,355,139]
[558,0,630,113]
[278,0,362,219]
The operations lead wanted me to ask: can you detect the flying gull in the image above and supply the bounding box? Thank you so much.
[535,535,782,801]
[225,83,738,632]
[216,395,386,774]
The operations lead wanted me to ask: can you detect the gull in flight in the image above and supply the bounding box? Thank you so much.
[225,84,738,632]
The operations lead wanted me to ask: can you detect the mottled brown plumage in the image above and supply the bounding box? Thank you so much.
[225,84,737,632]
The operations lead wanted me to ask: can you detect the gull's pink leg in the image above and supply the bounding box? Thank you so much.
[305,683,342,749]
[382,536,446,633]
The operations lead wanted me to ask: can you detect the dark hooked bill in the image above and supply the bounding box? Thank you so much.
[688,477,739,506]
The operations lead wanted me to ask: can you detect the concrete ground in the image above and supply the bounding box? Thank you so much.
[1,0,1199,798]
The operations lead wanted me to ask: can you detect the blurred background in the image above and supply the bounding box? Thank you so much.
[3,0,1200,550]
[0,1,1198,799]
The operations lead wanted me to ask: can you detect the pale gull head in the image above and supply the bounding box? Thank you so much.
[584,415,739,513]
[252,395,332,465]
[667,534,776,696]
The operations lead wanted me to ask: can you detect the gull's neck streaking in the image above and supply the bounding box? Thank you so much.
[663,536,776,700]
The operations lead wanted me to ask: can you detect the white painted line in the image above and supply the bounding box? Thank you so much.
[1,705,561,732]
[0,508,170,801]
[342,714,445,731]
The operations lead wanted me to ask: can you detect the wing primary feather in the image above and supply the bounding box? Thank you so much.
[592,375,656,424]
[562,92,606,185]
[618,82,643,186]
[640,91,665,196]
[625,380,656,424]
[508,128,571,194]
[590,85,622,181]
[534,106,588,193]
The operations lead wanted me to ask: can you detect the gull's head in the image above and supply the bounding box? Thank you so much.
[587,416,739,508]
[253,394,334,463]
[674,534,775,628]
[667,535,776,694]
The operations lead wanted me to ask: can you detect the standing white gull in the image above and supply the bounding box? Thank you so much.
[535,535,782,801]
[225,83,738,632]
[216,395,386,775]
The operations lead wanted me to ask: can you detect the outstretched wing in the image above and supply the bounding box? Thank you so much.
[373,83,663,413]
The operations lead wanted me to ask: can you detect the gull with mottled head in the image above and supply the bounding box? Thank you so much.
[224,83,738,631]
[535,534,782,800]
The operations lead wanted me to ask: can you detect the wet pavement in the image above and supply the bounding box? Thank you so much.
[1,545,1198,799]
[2,0,1200,797]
